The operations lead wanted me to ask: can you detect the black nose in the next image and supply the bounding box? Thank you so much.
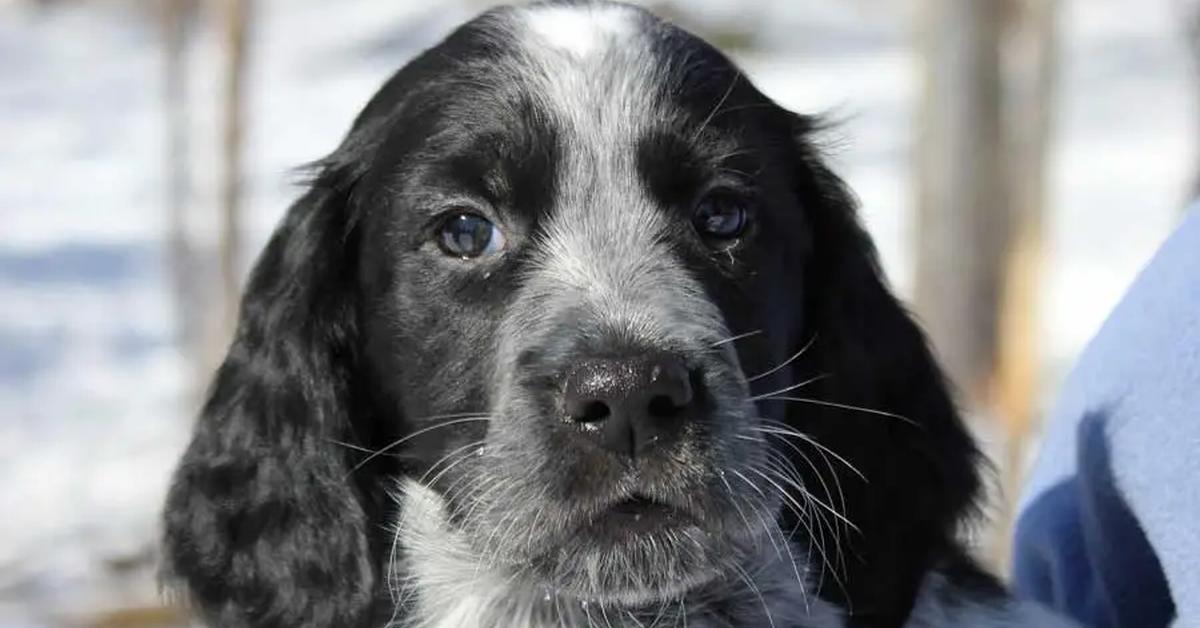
[562,354,695,458]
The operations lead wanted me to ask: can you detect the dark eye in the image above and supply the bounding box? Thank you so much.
[692,194,749,240]
[437,213,507,258]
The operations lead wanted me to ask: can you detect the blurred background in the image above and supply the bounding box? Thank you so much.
[0,0,1195,625]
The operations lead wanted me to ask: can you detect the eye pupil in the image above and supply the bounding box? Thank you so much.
[439,214,496,258]
[693,196,747,239]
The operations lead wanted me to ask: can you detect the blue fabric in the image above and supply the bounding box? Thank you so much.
[1012,207,1200,628]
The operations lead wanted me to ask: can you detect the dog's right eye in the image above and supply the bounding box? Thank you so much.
[437,213,507,259]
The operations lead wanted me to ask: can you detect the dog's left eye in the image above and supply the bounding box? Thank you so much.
[692,194,749,241]
[437,213,507,259]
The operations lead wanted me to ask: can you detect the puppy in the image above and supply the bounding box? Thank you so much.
[162,2,1074,627]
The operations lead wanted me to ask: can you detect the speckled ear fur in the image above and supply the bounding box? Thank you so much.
[161,142,386,627]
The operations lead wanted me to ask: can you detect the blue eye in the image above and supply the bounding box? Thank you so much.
[693,194,749,240]
[437,213,507,258]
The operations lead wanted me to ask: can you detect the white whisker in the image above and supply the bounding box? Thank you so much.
[745,334,819,383]
[691,70,741,142]
[748,374,830,401]
[709,328,762,348]
[756,396,920,427]
[344,415,490,477]
[751,423,866,481]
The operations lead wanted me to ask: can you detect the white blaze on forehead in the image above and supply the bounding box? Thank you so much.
[521,3,635,57]
[509,3,711,343]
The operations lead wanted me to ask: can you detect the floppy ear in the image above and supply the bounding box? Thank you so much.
[782,117,984,623]
[161,143,387,627]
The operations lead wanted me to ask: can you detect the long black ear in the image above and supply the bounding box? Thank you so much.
[783,117,984,624]
[161,142,385,627]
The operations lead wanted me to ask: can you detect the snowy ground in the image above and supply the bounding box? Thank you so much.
[0,0,1194,624]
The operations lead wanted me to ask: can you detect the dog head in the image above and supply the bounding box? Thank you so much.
[163,3,981,626]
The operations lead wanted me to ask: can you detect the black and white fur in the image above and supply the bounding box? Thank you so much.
[161,2,1076,627]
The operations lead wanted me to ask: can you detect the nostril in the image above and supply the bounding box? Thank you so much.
[561,354,697,456]
[647,394,685,419]
[574,400,612,425]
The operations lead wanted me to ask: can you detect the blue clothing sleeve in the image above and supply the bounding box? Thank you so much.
[1012,207,1200,628]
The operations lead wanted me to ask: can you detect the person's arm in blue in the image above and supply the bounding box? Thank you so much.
[1012,207,1200,628]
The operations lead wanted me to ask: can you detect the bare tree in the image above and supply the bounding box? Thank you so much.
[160,0,203,392]
[915,0,1060,569]
[212,0,252,367]
[914,0,1010,403]
[990,0,1060,569]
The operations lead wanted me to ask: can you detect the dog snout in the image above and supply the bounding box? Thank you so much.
[562,353,696,458]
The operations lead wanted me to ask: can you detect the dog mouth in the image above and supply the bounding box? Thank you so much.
[529,491,724,606]
[583,493,698,537]
[609,493,679,516]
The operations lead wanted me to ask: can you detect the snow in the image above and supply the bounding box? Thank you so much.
[0,0,1193,623]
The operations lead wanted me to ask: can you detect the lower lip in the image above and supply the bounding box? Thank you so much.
[590,498,693,534]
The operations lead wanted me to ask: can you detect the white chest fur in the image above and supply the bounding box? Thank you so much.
[388,480,845,628]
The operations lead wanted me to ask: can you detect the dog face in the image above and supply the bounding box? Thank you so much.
[355,3,811,605]
[163,3,981,626]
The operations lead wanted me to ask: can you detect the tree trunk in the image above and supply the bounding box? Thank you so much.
[213,0,251,365]
[160,0,201,392]
[915,0,1060,571]
[914,0,1011,404]
[990,0,1059,570]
